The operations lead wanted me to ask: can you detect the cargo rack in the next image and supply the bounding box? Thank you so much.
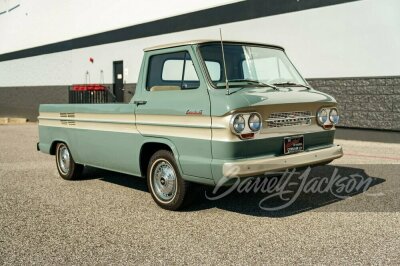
[68,84,116,103]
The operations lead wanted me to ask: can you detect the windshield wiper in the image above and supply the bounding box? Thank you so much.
[273,82,312,90]
[228,79,279,90]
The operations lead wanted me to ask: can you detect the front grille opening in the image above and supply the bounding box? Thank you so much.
[266,111,313,128]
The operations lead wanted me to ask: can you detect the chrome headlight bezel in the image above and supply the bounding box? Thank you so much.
[248,113,262,132]
[231,114,246,134]
[329,108,340,125]
[317,108,329,126]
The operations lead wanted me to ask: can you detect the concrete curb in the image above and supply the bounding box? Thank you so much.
[0,117,27,125]
[336,128,400,144]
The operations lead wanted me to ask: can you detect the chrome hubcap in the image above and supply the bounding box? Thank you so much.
[58,145,70,174]
[151,159,177,202]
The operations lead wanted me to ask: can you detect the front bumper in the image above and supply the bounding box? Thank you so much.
[222,145,343,177]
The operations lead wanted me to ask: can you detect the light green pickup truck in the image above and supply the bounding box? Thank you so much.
[38,40,343,210]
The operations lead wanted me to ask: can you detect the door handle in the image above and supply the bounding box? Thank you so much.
[134,100,147,106]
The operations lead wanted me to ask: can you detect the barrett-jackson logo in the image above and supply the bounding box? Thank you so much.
[186,110,203,115]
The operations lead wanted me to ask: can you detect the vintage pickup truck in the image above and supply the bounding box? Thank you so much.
[38,40,343,210]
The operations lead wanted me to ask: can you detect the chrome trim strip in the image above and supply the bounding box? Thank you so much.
[38,116,135,124]
[136,121,220,129]
[38,116,226,129]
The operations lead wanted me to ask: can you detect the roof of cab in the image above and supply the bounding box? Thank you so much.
[143,40,284,52]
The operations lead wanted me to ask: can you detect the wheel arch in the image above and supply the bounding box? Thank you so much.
[139,138,182,178]
[49,139,71,155]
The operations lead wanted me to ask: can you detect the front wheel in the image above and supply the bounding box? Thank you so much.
[55,143,83,180]
[147,150,193,210]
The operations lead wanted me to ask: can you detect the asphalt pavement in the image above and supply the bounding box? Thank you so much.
[0,124,399,265]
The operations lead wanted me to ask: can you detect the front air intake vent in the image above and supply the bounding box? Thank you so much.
[60,112,75,118]
[60,120,75,126]
[266,111,312,128]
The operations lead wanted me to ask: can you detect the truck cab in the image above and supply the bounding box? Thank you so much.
[38,40,343,210]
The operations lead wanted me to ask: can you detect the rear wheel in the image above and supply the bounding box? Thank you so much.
[147,150,192,210]
[55,143,83,180]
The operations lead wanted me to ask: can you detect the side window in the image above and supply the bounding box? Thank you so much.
[146,51,200,91]
[205,61,221,81]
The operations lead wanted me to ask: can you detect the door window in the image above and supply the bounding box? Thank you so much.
[147,51,200,91]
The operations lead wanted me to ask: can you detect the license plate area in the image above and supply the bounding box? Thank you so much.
[284,135,304,155]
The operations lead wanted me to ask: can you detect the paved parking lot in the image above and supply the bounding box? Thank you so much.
[1,124,399,265]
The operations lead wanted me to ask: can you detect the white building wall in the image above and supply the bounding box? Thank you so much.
[0,0,399,87]
[0,0,239,54]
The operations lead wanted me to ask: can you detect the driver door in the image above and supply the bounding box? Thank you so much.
[134,47,212,179]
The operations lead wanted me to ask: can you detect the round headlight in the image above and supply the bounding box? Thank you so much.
[329,108,339,125]
[232,115,245,133]
[248,113,262,132]
[317,108,328,125]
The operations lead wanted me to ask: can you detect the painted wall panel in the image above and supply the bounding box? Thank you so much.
[0,0,399,87]
[0,0,240,54]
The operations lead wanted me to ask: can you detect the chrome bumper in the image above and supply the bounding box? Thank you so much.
[222,145,343,177]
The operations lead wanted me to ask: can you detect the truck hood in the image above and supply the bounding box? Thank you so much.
[210,87,337,116]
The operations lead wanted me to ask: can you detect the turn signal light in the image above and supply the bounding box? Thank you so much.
[240,133,255,139]
[323,124,333,129]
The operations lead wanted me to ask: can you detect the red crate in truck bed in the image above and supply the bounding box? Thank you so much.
[69,84,114,103]
[72,84,107,91]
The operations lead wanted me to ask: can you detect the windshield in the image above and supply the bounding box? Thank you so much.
[199,43,306,88]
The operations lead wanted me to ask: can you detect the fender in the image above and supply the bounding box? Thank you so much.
[139,136,183,175]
